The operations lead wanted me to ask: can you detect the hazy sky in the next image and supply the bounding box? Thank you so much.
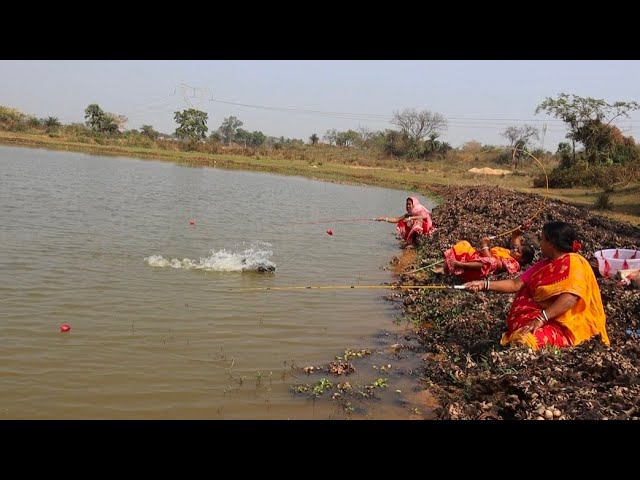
[1,60,639,149]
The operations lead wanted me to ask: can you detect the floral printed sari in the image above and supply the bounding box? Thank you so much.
[501,253,610,350]
[444,241,521,281]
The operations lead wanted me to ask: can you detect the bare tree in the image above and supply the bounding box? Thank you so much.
[501,125,539,170]
[391,108,448,144]
[323,128,337,146]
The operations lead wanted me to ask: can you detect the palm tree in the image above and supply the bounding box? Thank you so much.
[44,116,61,127]
[84,104,105,132]
[309,133,319,145]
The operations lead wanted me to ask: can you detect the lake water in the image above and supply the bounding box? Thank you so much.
[0,145,435,419]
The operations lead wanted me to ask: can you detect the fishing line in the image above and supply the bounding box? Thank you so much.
[227,284,467,292]
[488,146,549,240]
[272,217,376,227]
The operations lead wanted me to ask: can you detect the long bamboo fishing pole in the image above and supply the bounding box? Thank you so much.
[228,284,467,292]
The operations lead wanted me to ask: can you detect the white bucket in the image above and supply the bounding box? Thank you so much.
[594,249,640,277]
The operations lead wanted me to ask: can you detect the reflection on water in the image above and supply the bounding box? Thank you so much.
[0,145,436,419]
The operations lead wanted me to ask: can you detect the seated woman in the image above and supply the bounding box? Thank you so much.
[439,229,534,281]
[464,221,610,350]
[375,196,434,248]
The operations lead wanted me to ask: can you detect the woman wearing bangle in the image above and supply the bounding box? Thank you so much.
[375,196,435,249]
[464,221,610,351]
[436,230,534,280]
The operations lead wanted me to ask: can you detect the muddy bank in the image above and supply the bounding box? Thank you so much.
[294,185,640,420]
[400,185,640,419]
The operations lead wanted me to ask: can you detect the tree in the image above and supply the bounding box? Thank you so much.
[98,113,127,134]
[106,113,128,133]
[309,133,319,145]
[44,116,61,128]
[174,108,208,141]
[218,116,243,145]
[140,125,159,140]
[500,125,539,170]
[382,129,412,157]
[248,130,266,147]
[354,127,379,148]
[235,128,266,147]
[391,108,448,145]
[208,131,222,142]
[336,129,359,147]
[323,129,337,146]
[425,132,440,156]
[535,93,640,166]
[84,104,106,132]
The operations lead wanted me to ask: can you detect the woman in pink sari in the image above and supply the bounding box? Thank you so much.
[375,196,434,248]
[464,221,609,350]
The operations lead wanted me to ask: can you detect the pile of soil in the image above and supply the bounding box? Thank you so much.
[397,185,640,420]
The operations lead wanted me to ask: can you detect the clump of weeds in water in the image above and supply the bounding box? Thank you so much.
[337,348,371,362]
[312,378,333,397]
[291,378,335,398]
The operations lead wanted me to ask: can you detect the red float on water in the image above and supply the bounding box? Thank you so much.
[326,229,333,235]
[60,324,71,332]
[189,219,196,225]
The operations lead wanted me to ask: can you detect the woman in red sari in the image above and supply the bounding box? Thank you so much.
[440,230,534,281]
[464,221,610,350]
[375,196,434,248]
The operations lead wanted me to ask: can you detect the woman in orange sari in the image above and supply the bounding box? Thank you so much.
[375,196,434,248]
[441,230,534,281]
[464,221,610,350]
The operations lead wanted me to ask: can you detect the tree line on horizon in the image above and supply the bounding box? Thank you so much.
[1,93,639,188]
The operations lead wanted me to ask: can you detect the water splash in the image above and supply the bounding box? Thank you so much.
[144,241,276,273]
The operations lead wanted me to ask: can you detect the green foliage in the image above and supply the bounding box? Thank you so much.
[547,163,611,188]
[312,378,333,397]
[140,124,159,140]
[545,161,640,188]
[336,129,359,147]
[382,129,412,157]
[535,93,640,167]
[494,150,513,165]
[337,348,371,362]
[174,108,208,141]
[0,106,26,129]
[26,116,41,128]
[370,378,388,389]
[235,128,266,147]
[44,116,61,128]
[84,104,105,132]
[218,116,243,144]
[594,191,613,210]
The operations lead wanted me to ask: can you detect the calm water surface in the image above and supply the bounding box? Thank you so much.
[0,145,435,419]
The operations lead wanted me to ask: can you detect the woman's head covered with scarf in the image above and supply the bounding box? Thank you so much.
[406,196,429,217]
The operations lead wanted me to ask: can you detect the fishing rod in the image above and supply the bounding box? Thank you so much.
[488,147,549,240]
[404,259,446,275]
[227,284,467,292]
